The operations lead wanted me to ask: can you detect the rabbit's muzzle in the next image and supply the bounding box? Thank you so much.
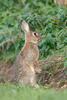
[37,35,42,42]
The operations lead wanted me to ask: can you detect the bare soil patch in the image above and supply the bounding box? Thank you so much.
[0,54,67,89]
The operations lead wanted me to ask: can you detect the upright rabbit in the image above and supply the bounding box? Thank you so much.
[14,20,42,87]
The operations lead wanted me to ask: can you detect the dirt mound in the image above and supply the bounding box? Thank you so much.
[0,60,14,83]
[0,54,67,89]
[37,54,67,89]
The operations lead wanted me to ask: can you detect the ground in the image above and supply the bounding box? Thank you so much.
[0,53,67,89]
[0,83,67,100]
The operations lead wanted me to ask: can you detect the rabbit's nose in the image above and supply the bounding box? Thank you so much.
[20,20,23,24]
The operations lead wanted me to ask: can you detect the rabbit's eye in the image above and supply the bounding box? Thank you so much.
[34,33,36,36]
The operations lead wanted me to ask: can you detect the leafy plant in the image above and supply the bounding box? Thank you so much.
[0,0,67,61]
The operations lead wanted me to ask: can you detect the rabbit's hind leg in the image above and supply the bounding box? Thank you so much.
[30,74,39,88]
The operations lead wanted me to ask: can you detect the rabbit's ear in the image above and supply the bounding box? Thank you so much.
[21,20,30,33]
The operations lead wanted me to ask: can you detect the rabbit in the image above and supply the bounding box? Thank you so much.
[13,20,42,88]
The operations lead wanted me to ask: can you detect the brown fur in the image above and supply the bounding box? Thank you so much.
[0,21,42,87]
[13,20,42,87]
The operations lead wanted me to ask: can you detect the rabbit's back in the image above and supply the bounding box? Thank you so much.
[14,42,39,84]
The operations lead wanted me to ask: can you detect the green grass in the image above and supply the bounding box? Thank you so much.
[0,83,67,100]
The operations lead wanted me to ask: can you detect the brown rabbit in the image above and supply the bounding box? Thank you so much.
[13,20,42,87]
